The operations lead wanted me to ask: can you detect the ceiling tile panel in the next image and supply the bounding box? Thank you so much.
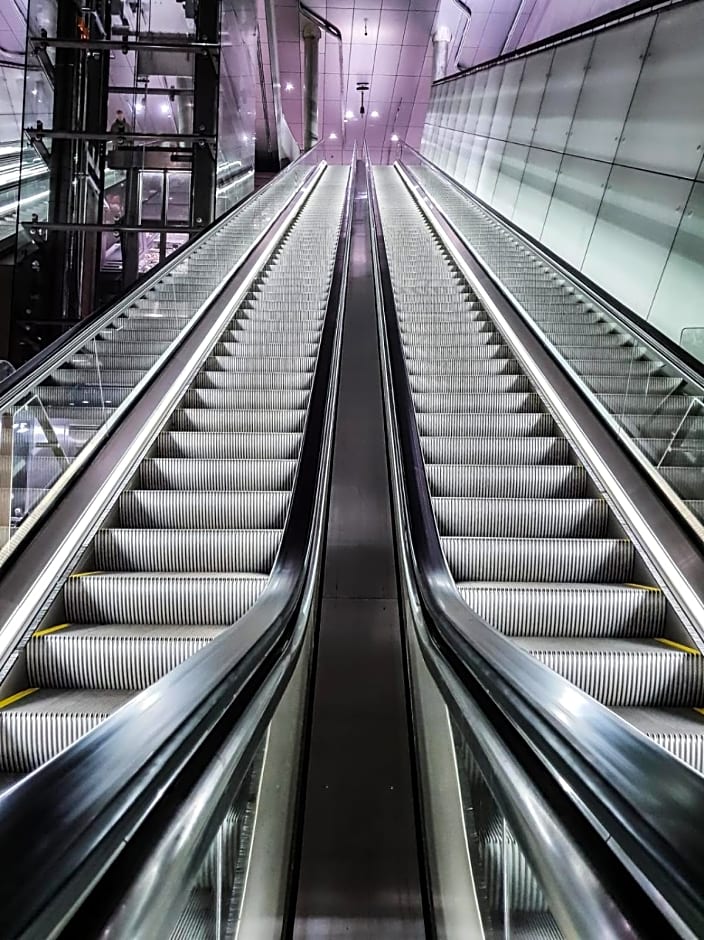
[374,44,403,75]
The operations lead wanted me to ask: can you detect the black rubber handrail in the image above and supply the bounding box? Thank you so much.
[0,143,320,402]
[433,0,686,83]
[367,155,704,938]
[0,159,354,939]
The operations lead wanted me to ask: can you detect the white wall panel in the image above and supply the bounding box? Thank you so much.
[649,180,704,344]
[509,52,552,145]
[512,147,561,236]
[582,166,691,315]
[615,2,704,180]
[532,38,592,153]
[492,142,528,217]
[492,59,524,141]
[567,17,652,163]
[476,137,506,201]
[541,155,610,268]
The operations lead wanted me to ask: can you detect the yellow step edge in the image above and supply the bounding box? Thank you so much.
[0,688,39,710]
[69,571,102,578]
[693,708,704,718]
[656,637,701,656]
[33,623,70,638]
[624,582,661,593]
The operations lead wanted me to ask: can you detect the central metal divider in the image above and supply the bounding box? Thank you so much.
[293,160,425,936]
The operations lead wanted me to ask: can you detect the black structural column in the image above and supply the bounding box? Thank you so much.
[293,161,425,937]
[190,0,219,229]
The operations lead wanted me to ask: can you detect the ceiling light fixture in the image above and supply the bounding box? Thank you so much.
[390,133,399,142]
[285,81,294,91]
[160,102,170,114]
[370,110,379,118]
[329,131,338,140]
[345,109,354,119]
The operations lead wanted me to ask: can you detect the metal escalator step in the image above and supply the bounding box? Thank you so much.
[139,458,296,491]
[427,464,586,498]
[193,370,311,390]
[514,638,704,708]
[619,414,704,439]
[600,394,694,415]
[458,583,664,638]
[170,408,306,433]
[542,330,631,346]
[441,537,633,582]
[551,345,647,362]
[49,369,146,387]
[95,529,280,572]
[117,490,289,528]
[71,353,162,370]
[34,385,131,407]
[231,319,322,333]
[65,572,268,624]
[205,355,316,373]
[400,321,492,335]
[610,707,704,773]
[416,412,555,437]
[635,439,704,467]
[156,431,300,459]
[659,466,704,498]
[405,358,521,376]
[17,406,115,429]
[473,806,547,913]
[404,335,503,352]
[410,375,532,394]
[214,340,319,356]
[0,688,131,772]
[421,436,569,465]
[101,327,181,343]
[584,376,682,395]
[181,388,309,410]
[566,358,663,376]
[433,497,608,538]
[26,624,224,690]
[413,392,543,414]
[89,339,170,355]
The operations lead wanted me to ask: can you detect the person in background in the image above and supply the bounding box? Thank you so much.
[109,109,130,135]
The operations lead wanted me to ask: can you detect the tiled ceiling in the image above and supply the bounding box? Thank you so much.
[286,0,441,164]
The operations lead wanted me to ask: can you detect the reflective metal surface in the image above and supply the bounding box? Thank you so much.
[293,160,425,939]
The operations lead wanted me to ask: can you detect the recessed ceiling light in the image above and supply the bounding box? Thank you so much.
[160,102,170,114]
[329,132,338,140]
[285,82,294,91]
[390,133,399,142]
[345,109,354,119]
[371,110,379,118]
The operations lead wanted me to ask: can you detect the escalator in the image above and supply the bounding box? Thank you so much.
[373,164,704,771]
[0,166,348,791]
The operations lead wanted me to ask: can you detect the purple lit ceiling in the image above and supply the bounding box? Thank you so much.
[281,0,440,164]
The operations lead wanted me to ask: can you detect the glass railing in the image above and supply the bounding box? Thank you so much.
[399,143,704,538]
[452,726,563,939]
[0,145,324,566]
